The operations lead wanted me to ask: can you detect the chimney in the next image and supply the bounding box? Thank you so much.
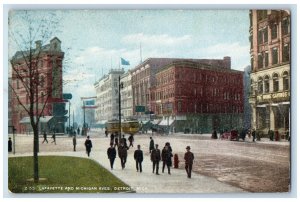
[35,40,42,49]
[223,56,231,69]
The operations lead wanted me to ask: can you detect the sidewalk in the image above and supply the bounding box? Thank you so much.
[10,149,246,194]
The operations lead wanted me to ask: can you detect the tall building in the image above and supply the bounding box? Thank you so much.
[243,65,252,130]
[10,37,65,133]
[120,71,133,119]
[94,69,125,123]
[153,59,244,133]
[249,10,290,136]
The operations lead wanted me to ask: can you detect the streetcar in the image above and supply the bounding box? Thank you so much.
[106,119,140,135]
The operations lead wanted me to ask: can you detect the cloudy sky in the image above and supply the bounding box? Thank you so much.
[8,9,250,124]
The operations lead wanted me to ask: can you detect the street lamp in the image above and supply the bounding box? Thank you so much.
[118,75,124,140]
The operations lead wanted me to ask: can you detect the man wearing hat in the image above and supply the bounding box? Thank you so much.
[84,136,93,157]
[151,144,161,175]
[184,146,194,178]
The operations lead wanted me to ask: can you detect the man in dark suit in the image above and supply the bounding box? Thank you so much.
[84,136,93,157]
[118,143,128,169]
[184,146,194,178]
[151,144,161,175]
[107,143,116,170]
[134,145,143,172]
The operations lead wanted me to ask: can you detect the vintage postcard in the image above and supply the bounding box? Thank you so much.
[5,6,292,196]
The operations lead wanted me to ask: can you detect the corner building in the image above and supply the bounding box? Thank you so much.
[152,59,244,133]
[10,37,65,133]
[249,10,290,136]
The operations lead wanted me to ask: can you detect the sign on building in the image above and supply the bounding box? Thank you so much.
[135,106,145,112]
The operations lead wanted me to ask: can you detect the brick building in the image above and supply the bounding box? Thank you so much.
[131,57,232,119]
[152,59,244,133]
[10,37,65,133]
[249,10,290,137]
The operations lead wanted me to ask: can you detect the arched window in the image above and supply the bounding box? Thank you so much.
[258,77,263,94]
[264,75,270,93]
[273,73,279,92]
[282,71,289,90]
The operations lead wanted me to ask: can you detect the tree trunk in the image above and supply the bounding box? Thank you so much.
[33,126,39,182]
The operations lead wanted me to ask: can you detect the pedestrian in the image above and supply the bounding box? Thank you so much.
[165,142,173,153]
[134,144,143,172]
[151,144,161,175]
[42,131,48,144]
[118,143,128,169]
[128,134,134,148]
[51,132,56,145]
[77,127,80,135]
[211,130,217,139]
[149,137,154,153]
[8,137,12,152]
[114,136,119,148]
[107,143,116,170]
[252,128,256,142]
[84,136,93,157]
[161,145,172,174]
[110,133,115,145]
[286,129,290,141]
[121,134,128,149]
[184,146,194,178]
[105,128,108,137]
[72,135,77,151]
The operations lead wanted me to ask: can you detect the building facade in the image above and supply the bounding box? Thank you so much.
[249,10,290,136]
[131,58,178,119]
[94,69,125,123]
[243,65,252,130]
[10,37,65,133]
[131,57,232,121]
[120,71,133,119]
[153,59,244,133]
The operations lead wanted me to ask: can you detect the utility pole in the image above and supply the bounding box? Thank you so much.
[69,101,71,134]
[118,75,122,140]
[83,100,86,133]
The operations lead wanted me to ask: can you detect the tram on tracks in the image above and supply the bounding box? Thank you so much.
[106,119,140,135]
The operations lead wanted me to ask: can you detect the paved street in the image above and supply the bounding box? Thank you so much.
[8,130,290,193]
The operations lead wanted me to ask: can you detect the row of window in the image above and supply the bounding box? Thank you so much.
[256,11,290,36]
[157,72,241,86]
[132,68,150,83]
[254,44,290,69]
[251,71,289,94]
[156,102,242,114]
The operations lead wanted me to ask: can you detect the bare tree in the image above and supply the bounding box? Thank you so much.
[8,10,65,182]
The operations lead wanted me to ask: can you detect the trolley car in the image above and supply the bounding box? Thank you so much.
[106,119,140,135]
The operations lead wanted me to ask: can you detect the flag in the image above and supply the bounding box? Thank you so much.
[121,57,130,65]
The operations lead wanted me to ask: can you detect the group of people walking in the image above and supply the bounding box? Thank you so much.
[41,131,56,144]
[106,134,195,178]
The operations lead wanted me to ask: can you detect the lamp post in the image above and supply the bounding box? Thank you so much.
[68,101,71,135]
[118,76,123,140]
[83,100,86,135]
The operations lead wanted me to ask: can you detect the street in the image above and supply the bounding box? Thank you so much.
[9,130,290,193]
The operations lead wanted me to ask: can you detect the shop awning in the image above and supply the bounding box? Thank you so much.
[96,120,107,124]
[159,118,175,126]
[151,120,161,125]
[19,116,53,124]
[141,120,150,124]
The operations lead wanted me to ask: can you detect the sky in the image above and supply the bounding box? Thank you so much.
[8,9,250,124]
